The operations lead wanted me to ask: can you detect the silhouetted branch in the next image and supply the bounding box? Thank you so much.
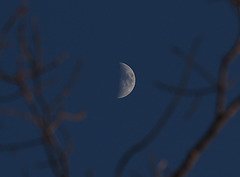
[170,95,240,177]
[148,154,166,177]
[169,5,240,177]
[58,125,74,157]
[171,46,216,85]
[114,37,201,177]
[0,67,16,83]
[34,76,59,95]
[216,26,240,114]
[0,106,42,125]
[0,4,84,177]
[50,59,83,110]
[48,109,85,134]
[41,53,69,74]
[0,5,28,51]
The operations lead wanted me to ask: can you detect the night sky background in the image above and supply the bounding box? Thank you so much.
[0,0,240,177]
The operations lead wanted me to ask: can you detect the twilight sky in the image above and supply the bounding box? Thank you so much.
[0,0,240,177]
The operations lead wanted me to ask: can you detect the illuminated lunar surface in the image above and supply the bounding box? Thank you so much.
[118,62,136,99]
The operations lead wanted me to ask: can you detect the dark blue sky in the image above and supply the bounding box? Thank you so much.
[0,0,240,177]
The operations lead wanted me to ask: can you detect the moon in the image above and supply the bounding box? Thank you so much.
[118,62,136,99]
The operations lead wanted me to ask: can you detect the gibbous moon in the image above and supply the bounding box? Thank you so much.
[118,62,136,99]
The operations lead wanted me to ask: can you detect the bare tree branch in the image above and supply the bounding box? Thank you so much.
[170,95,240,177]
[114,37,201,177]
[171,46,216,85]
[0,4,84,177]
[169,5,240,177]
[216,26,240,114]
[0,5,28,52]
[50,59,83,110]
[0,106,42,125]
